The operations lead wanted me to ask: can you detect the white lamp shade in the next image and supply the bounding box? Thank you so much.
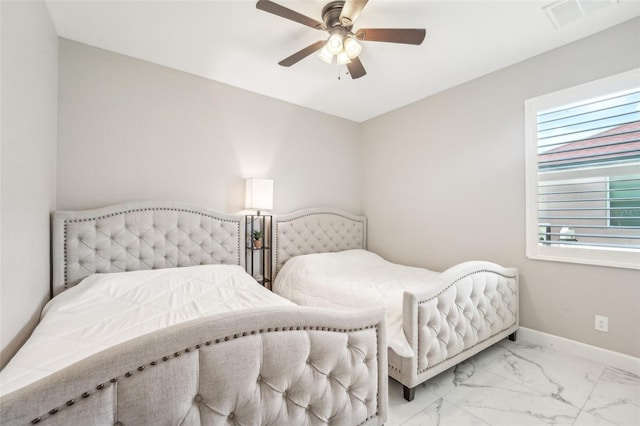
[245,178,273,211]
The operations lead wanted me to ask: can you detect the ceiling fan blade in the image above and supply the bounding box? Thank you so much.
[256,0,325,30]
[339,0,369,26]
[347,56,367,79]
[278,40,326,67]
[356,28,426,45]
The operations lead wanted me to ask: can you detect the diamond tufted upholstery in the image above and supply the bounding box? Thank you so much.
[389,260,518,393]
[0,307,388,426]
[52,202,242,296]
[6,202,389,424]
[272,209,519,401]
[414,262,517,372]
[273,208,366,275]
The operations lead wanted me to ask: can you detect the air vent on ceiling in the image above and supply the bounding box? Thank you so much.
[543,0,619,28]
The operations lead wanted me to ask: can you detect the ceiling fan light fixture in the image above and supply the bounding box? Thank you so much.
[257,0,427,79]
[326,32,344,55]
[317,45,334,63]
[343,36,362,59]
[336,51,351,65]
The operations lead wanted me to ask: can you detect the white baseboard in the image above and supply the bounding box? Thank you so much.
[517,327,640,377]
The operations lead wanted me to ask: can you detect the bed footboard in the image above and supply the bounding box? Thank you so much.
[391,261,518,399]
[1,307,388,426]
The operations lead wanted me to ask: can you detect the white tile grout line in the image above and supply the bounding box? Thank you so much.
[518,327,640,377]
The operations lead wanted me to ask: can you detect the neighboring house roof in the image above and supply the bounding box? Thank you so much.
[540,120,640,169]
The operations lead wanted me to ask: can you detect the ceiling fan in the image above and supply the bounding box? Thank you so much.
[256,0,426,79]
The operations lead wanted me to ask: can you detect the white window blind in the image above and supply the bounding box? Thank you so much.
[525,69,640,269]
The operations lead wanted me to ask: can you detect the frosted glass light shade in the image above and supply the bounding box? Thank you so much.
[343,36,362,59]
[326,33,343,55]
[318,45,333,64]
[336,51,351,65]
[245,178,273,212]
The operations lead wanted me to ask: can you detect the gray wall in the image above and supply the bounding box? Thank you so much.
[57,39,362,214]
[361,18,640,357]
[0,1,58,367]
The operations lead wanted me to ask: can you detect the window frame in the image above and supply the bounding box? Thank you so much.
[524,68,640,270]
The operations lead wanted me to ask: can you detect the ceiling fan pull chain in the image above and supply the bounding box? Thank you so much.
[338,65,350,80]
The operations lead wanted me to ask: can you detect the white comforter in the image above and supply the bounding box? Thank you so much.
[0,264,293,396]
[273,249,440,358]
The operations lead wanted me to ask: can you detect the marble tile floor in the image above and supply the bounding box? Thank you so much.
[387,339,640,426]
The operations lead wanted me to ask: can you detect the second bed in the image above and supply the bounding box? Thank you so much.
[271,208,519,401]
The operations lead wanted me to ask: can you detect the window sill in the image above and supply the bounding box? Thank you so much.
[527,244,640,270]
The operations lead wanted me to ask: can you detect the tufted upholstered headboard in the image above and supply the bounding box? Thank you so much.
[272,208,367,276]
[51,201,243,297]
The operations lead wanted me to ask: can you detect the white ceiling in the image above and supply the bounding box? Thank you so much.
[45,0,639,122]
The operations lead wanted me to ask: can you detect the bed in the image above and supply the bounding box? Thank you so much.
[0,201,388,425]
[271,208,519,401]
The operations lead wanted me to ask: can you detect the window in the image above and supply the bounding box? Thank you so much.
[609,176,640,227]
[525,69,640,269]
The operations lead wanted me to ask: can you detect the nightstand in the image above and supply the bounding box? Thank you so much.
[245,214,272,289]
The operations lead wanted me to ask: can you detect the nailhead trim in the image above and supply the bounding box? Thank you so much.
[272,210,366,277]
[30,323,381,425]
[59,206,243,293]
[367,316,381,426]
[415,270,517,375]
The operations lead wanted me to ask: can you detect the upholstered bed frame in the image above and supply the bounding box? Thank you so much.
[273,208,519,401]
[1,201,388,425]
[51,201,244,297]
[273,208,367,275]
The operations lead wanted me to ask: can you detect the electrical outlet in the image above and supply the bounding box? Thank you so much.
[595,315,608,332]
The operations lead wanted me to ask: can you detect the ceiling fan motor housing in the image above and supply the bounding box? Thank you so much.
[322,1,350,29]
